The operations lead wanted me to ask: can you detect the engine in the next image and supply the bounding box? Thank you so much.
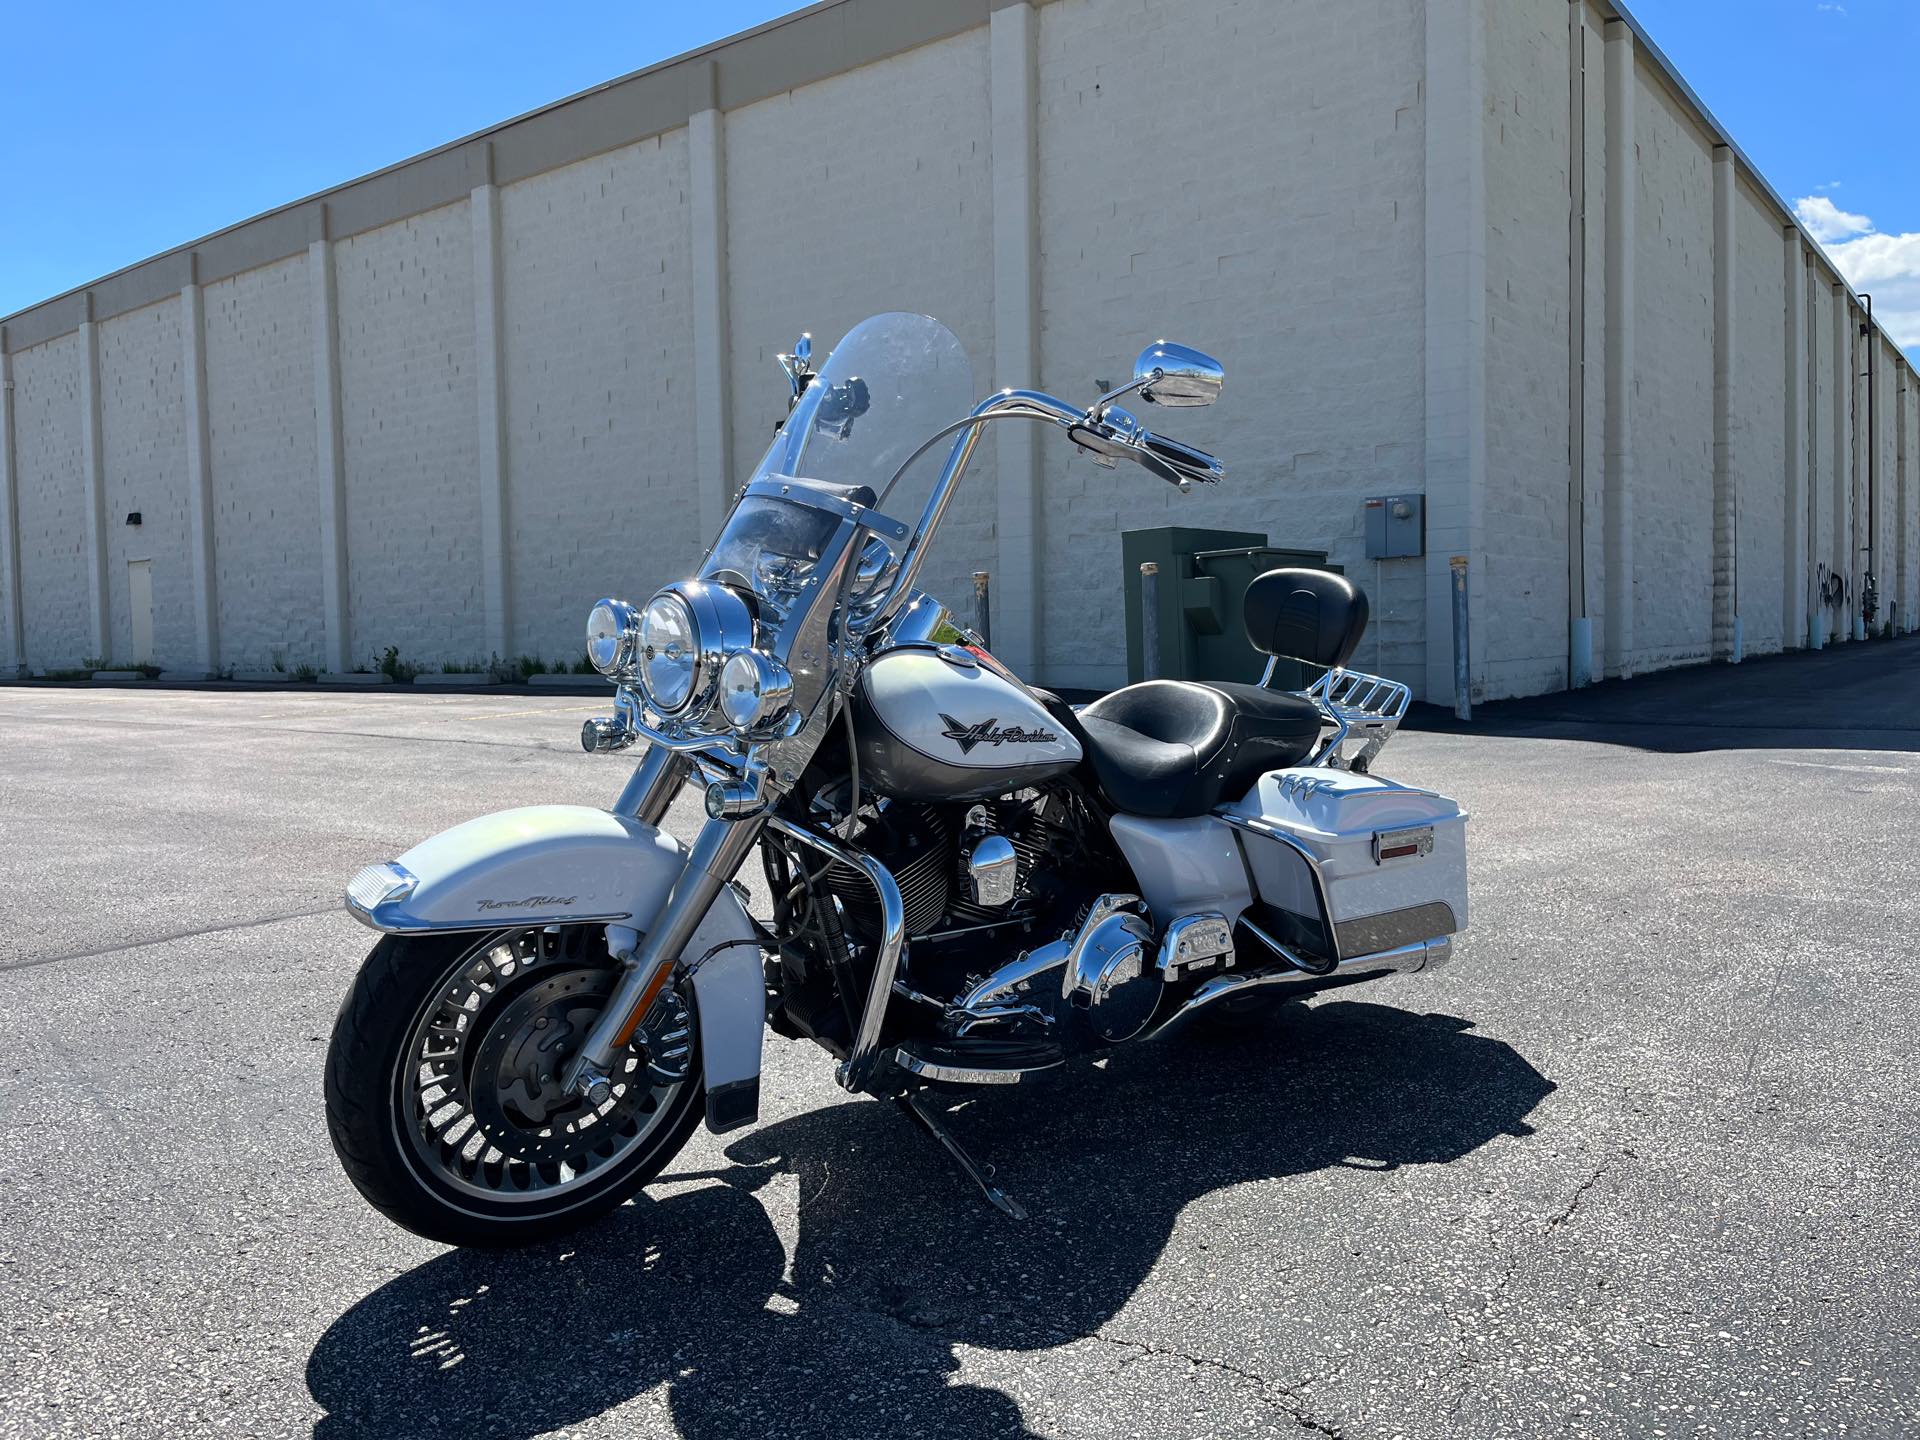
[823,796,1053,939]
[764,778,1117,1057]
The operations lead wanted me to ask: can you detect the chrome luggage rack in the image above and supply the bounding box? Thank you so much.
[1259,660,1411,772]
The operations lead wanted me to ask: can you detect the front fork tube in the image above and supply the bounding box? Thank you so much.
[614,746,693,826]
[563,753,756,1101]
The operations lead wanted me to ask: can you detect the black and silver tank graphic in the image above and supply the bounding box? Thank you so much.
[938,714,1060,755]
[853,648,1082,802]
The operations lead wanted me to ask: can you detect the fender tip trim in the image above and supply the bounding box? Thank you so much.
[704,1076,760,1134]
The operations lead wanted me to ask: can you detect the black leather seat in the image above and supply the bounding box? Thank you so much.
[1076,681,1324,819]
[1070,567,1370,819]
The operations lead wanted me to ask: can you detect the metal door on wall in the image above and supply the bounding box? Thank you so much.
[127,559,153,666]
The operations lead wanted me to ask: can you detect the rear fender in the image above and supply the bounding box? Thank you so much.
[345,804,765,1133]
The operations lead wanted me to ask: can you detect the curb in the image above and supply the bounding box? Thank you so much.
[526,674,605,691]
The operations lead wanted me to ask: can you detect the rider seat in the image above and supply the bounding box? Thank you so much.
[1071,569,1369,818]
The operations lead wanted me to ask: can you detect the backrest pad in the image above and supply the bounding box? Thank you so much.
[1241,568,1369,670]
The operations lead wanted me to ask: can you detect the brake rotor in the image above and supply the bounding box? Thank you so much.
[467,968,686,1168]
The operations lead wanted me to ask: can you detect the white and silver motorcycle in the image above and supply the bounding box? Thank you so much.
[325,313,1468,1244]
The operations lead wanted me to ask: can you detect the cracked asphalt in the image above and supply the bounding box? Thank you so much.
[1,639,1917,1438]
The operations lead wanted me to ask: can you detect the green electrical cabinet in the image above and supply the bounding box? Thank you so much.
[1122,529,1339,686]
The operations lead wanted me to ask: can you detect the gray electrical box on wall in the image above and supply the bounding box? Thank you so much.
[1364,494,1425,558]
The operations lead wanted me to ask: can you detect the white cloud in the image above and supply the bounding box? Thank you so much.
[1824,231,1920,351]
[1792,196,1920,355]
[1817,2,1846,14]
[1794,194,1875,243]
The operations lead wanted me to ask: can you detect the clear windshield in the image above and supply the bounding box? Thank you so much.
[702,315,973,605]
[758,312,973,499]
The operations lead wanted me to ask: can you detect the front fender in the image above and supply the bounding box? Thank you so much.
[345,804,765,1133]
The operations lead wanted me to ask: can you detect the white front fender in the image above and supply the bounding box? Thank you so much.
[345,804,766,1133]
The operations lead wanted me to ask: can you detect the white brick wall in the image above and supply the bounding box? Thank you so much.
[203,254,323,670]
[8,0,1915,693]
[1630,72,1714,672]
[723,30,997,621]
[1482,0,1573,700]
[11,334,89,666]
[1872,334,1900,628]
[1035,0,1428,691]
[500,133,698,665]
[1807,279,1840,639]
[97,299,188,666]
[1900,371,1918,630]
[334,203,482,668]
[1576,12,1608,675]
[1732,182,1787,655]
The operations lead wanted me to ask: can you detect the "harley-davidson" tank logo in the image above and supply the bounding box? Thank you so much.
[938,714,1059,755]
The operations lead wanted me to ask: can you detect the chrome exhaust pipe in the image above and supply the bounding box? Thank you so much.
[1144,932,1451,1040]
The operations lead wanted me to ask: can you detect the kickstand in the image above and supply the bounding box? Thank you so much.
[897,1093,1028,1220]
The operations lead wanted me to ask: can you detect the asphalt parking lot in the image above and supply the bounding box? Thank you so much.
[2,641,1917,1439]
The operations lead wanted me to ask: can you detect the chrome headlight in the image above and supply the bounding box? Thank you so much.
[636,580,756,719]
[638,592,698,713]
[586,599,642,678]
[719,649,795,732]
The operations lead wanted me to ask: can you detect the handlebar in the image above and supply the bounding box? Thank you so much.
[864,388,1223,633]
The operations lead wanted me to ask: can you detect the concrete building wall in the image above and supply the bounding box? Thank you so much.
[1034,0,1428,689]
[202,253,322,670]
[500,133,699,664]
[1732,179,1787,657]
[1872,332,1902,629]
[1482,0,1573,698]
[96,299,189,667]
[1573,8,1609,679]
[10,334,89,664]
[1630,71,1714,673]
[1902,369,1919,630]
[1809,276,1836,638]
[724,28,997,628]
[3,0,1915,696]
[334,202,482,667]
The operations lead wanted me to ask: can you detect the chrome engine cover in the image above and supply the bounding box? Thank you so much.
[1062,907,1159,1043]
[963,831,1019,908]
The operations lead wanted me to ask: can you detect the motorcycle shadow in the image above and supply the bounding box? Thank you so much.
[307,998,1553,1439]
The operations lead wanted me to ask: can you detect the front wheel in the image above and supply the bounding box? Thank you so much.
[324,925,704,1248]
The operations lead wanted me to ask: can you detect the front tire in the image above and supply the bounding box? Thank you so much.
[324,926,705,1248]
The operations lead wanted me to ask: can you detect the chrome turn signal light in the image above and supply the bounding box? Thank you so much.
[581,716,637,753]
[705,771,768,820]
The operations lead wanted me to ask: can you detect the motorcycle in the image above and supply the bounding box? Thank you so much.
[325,313,1468,1245]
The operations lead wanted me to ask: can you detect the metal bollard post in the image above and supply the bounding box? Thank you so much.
[1140,562,1161,681]
[971,571,992,651]
[1450,555,1471,722]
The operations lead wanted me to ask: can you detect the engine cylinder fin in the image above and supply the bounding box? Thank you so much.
[826,803,951,937]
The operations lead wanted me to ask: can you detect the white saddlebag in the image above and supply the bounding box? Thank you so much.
[1221,768,1467,960]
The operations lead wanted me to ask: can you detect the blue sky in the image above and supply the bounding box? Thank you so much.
[2,1,1914,353]
[1627,0,1920,356]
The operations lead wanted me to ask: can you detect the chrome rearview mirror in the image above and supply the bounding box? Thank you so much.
[1133,341,1223,408]
[777,333,815,412]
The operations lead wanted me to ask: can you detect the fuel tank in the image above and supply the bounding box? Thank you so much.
[851,644,1083,802]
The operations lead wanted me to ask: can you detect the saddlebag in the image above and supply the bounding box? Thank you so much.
[1222,767,1467,961]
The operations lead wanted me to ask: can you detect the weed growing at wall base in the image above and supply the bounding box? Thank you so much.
[374,647,421,684]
